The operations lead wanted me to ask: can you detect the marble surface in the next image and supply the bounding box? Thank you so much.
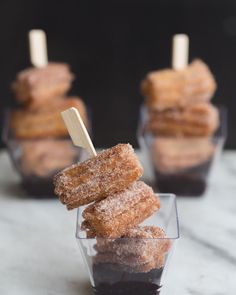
[0,150,236,295]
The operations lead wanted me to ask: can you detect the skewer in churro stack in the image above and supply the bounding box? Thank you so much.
[140,34,221,195]
[54,108,170,278]
[8,30,89,190]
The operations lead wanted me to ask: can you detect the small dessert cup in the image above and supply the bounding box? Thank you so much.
[76,194,179,295]
[137,106,227,196]
[2,110,83,197]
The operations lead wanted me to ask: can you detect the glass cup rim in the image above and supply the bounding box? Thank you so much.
[76,193,180,241]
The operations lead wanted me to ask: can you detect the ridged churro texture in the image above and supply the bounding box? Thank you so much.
[12,62,74,109]
[82,181,160,237]
[142,59,216,111]
[10,97,88,139]
[147,102,219,137]
[54,144,144,209]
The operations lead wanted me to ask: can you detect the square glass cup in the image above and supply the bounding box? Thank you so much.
[137,105,227,196]
[2,110,82,197]
[76,194,179,295]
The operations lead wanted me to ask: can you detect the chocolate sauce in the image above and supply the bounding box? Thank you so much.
[93,263,163,295]
[154,159,212,196]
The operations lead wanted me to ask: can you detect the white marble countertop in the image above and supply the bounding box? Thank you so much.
[0,149,236,295]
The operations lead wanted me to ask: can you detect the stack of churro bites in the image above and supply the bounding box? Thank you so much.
[141,59,220,174]
[10,63,88,179]
[54,143,170,273]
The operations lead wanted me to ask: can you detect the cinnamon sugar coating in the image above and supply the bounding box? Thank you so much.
[119,255,165,273]
[81,220,97,238]
[12,62,74,109]
[95,226,170,256]
[147,102,219,137]
[10,97,88,139]
[93,226,170,273]
[54,144,144,209]
[142,59,216,111]
[82,181,160,237]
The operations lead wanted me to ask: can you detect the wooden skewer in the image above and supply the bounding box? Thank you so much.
[172,34,189,70]
[61,107,97,158]
[29,29,48,67]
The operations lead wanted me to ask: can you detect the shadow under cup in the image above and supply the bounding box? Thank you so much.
[138,106,227,196]
[76,194,179,295]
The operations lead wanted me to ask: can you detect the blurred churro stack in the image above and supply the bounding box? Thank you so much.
[6,30,88,196]
[140,35,222,196]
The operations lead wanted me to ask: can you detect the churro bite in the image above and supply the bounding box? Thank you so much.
[54,144,143,209]
[88,226,171,274]
[151,137,215,174]
[10,97,87,139]
[142,59,216,111]
[93,226,170,273]
[95,226,170,257]
[20,139,77,177]
[82,181,160,237]
[12,62,74,108]
[147,102,219,137]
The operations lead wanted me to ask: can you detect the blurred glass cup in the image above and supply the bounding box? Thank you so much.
[137,106,227,196]
[76,194,179,295]
[2,110,83,197]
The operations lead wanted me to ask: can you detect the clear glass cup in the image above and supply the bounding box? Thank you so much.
[137,105,227,196]
[76,194,179,295]
[2,110,82,197]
